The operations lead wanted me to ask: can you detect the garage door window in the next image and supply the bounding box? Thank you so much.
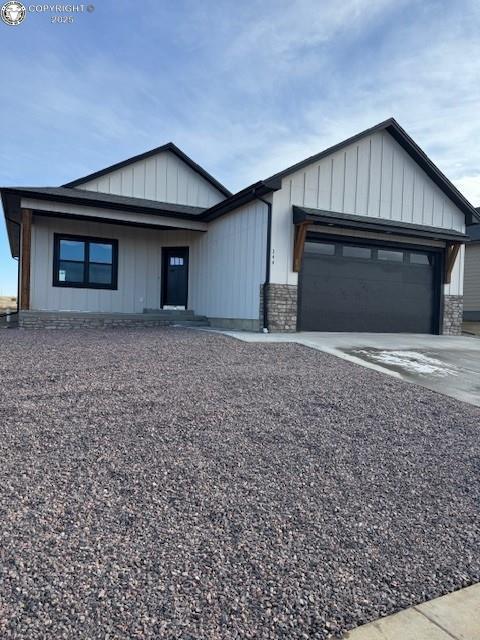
[306,242,335,255]
[409,253,430,265]
[343,245,372,259]
[377,249,404,262]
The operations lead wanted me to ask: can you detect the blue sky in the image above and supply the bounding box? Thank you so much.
[1,0,480,295]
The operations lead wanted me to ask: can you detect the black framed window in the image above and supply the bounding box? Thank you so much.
[53,234,118,289]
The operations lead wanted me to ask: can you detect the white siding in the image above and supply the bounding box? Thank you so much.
[189,201,267,320]
[30,217,202,313]
[464,244,480,311]
[76,150,225,208]
[271,130,466,295]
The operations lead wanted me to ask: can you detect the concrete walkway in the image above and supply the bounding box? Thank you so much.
[343,583,480,639]
[218,331,480,407]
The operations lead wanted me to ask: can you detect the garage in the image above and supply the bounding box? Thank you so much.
[299,237,441,333]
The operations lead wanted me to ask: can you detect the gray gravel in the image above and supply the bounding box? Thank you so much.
[0,327,479,639]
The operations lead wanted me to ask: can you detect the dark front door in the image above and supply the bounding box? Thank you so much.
[162,247,189,308]
[299,238,440,333]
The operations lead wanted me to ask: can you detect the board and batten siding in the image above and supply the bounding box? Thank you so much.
[189,201,267,321]
[271,129,465,295]
[464,244,480,312]
[76,150,225,209]
[30,217,201,313]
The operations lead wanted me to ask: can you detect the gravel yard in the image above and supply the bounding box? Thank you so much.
[0,327,479,639]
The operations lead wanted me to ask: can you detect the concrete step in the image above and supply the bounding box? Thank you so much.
[142,310,209,325]
[143,309,194,317]
[172,319,210,327]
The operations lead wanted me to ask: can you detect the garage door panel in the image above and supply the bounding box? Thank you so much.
[299,240,438,333]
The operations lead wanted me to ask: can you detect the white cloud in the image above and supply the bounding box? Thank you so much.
[453,176,480,208]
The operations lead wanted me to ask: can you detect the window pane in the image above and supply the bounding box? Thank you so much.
[90,242,112,264]
[410,253,430,265]
[305,242,335,255]
[89,263,112,285]
[378,249,404,262]
[59,260,84,282]
[343,245,371,259]
[60,239,84,261]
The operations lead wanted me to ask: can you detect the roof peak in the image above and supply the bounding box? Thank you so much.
[263,117,479,223]
[62,142,232,197]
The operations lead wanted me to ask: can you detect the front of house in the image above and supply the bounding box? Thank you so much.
[2,118,478,334]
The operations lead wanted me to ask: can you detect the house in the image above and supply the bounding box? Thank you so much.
[464,219,480,321]
[2,118,478,335]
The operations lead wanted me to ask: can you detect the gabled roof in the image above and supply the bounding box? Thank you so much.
[266,117,480,224]
[62,142,232,198]
[1,186,206,219]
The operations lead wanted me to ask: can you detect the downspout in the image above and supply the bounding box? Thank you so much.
[253,190,272,332]
[0,215,20,319]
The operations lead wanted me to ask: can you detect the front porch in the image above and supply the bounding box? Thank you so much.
[16,309,210,330]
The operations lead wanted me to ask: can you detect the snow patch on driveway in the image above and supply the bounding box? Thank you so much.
[352,350,459,377]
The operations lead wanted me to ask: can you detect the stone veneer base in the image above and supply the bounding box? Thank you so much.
[261,284,298,332]
[442,295,463,336]
[19,311,179,330]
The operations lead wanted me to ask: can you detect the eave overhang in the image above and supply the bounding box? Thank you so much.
[2,187,206,220]
[201,177,282,222]
[293,206,470,243]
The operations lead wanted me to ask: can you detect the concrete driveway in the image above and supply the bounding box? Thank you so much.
[221,331,480,407]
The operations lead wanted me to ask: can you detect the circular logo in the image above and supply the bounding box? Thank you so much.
[1,1,26,25]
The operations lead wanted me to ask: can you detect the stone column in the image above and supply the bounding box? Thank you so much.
[442,295,463,335]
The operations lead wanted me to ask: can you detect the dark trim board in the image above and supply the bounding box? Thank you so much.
[298,233,444,334]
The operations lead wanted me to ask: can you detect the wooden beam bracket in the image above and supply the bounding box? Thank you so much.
[293,222,309,272]
[444,242,461,285]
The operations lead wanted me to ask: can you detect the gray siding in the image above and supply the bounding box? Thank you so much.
[30,217,201,313]
[76,150,225,208]
[464,243,480,312]
[30,202,267,321]
[190,201,267,320]
[271,129,465,295]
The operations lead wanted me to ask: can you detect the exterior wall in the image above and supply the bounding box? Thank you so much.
[464,243,480,319]
[189,201,268,323]
[29,203,267,323]
[76,150,225,208]
[30,217,202,313]
[270,129,466,296]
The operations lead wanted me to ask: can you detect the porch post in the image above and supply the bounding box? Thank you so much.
[20,208,32,311]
